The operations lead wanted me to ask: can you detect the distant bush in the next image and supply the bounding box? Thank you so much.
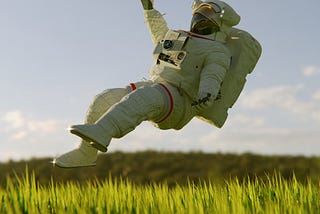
[0,151,319,187]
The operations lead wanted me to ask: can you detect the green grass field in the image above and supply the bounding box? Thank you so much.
[1,172,319,214]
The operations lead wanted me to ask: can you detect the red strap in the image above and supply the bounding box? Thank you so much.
[180,30,215,41]
[130,83,137,91]
[156,83,174,123]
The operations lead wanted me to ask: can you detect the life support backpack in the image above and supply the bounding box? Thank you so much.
[197,28,262,128]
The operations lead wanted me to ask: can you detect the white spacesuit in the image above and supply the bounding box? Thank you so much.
[54,0,261,168]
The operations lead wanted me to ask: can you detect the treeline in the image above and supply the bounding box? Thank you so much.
[0,151,319,187]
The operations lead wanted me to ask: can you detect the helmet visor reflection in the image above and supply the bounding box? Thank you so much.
[193,4,219,25]
[190,13,220,35]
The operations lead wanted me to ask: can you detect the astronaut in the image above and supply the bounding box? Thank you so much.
[54,0,261,168]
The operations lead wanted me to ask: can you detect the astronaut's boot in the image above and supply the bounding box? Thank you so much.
[53,140,98,168]
[54,88,130,167]
[69,84,168,152]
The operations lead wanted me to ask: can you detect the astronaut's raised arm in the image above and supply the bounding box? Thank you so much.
[141,0,169,45]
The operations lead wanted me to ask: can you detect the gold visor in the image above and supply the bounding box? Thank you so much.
[193,4,220,25]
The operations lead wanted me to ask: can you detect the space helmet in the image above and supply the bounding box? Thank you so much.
[191,0,240,35]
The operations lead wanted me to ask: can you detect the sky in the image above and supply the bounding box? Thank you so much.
[0,0,319,162]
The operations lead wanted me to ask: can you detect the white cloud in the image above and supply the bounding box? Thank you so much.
[0,110,72,161]
[199,126,320,156]
[2,110,25,130]
[302,66,320,76]
[224,114,265,128]
[10,131,28,140]
[239,85,301,109]
[239,85,320,122]
[313,90,320,100]
[1,110,64,141]
[27,120,61,133]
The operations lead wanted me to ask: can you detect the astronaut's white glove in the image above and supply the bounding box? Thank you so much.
[191,92,212,111]
[141,0,154,10]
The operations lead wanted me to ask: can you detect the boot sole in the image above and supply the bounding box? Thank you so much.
[53,160,96,168]
[69,127,108,152]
